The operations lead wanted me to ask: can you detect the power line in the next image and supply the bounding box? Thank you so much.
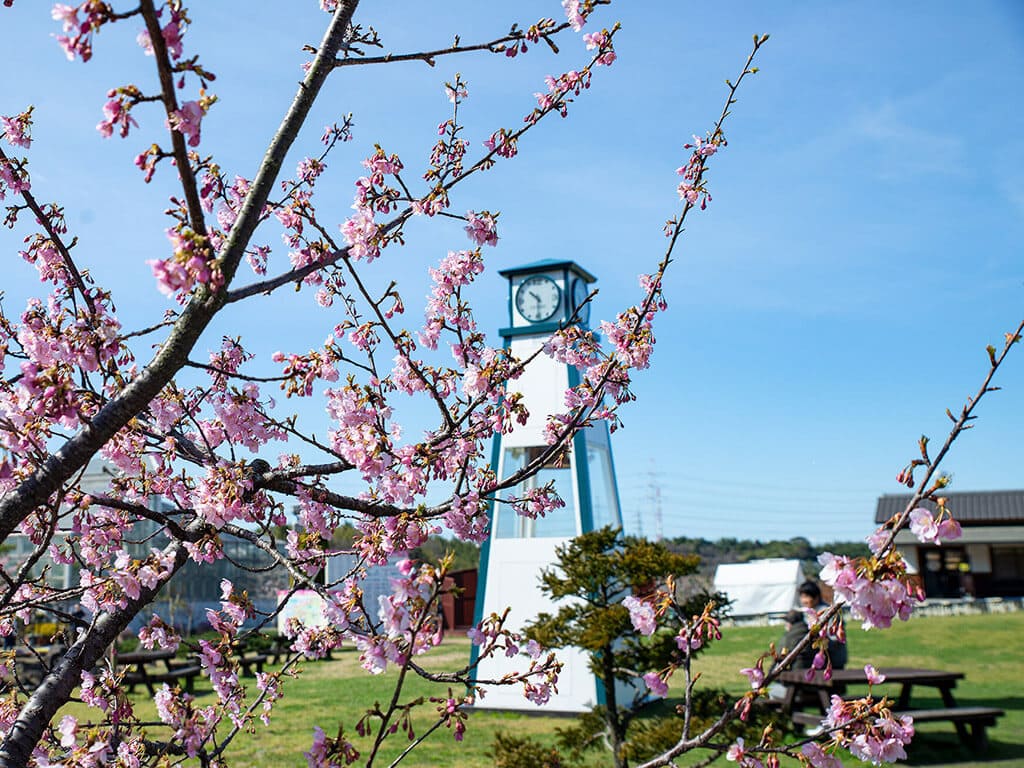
[620,471,880,498]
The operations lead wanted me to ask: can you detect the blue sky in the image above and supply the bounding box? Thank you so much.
[2,2,1022,544]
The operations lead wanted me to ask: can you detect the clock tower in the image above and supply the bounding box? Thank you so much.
[471,259,624,712]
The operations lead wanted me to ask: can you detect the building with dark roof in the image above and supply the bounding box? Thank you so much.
[875,490,1024,599]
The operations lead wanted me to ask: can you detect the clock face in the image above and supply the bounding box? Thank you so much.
[515,274,562,323]
[571,278,590,324]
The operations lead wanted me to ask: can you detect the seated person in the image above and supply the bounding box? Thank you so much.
[767,610,815,701]
[798,580,847,670]
[777,609,815,669]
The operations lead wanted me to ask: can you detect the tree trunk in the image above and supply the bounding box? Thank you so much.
[601,646,629,768]
[0,540,189,768]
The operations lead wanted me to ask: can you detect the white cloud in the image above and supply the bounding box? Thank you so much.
[850,101,967,180]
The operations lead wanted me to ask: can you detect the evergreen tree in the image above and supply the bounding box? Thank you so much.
[523,527,720,768]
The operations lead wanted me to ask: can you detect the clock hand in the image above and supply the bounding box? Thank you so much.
[529,291,542,303]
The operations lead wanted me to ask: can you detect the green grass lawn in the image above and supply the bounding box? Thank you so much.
[60,612,1024,767]
[693,612,1024,768]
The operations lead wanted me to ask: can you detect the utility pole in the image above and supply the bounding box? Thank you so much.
[644,462,664,541]
[654,480,663,542]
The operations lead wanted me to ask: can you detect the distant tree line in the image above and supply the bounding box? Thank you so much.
[397,533,870,580]
[664,535,871,580]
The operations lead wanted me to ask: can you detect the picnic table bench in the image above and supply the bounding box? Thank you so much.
[777,667,1004,750]
[236,652,268,677]
[256,634,334,662]
[117,644,273,692]
[233,634,289,665]
[265,635,288,664]
[0,645,66,689]
[116,649,201,696]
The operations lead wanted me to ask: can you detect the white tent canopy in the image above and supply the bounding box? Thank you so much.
[713,559,805,618]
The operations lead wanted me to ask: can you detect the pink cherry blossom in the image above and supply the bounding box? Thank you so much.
[0,152,31,198]
[739,662,765,689]
[304,726,331,767]
[57,714,78,748]
[643,671,669,697]
[137,8,185,60]
[819,552,923,630]
[154,688,215,758]
[464,210,498,246]
[507,485,565,520]
[801,742,843,768]
[445,81,468,103]
[444,492,490,543]
[562,0,586,31]
[726,737,763,767]
[937,517,963,541]
[51,4,78,29]
[823,694,915,764]
[138,615,181,652]
[1,112,32,148]
[97,96,138,139]
[340,207,380,261]
[168,100,204,147]
[52,2,112,61]
[523,680,552,705]
[483,129,518,158]
[623,595,656,636]
[581,30,616,66]
[909,507,962,545]
[864,664,886,685]
[866,528,889,555]
[582,30,605,50]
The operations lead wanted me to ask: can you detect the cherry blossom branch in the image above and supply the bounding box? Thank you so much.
[365,621,434,764]
[0,151,96,316]
[87,494,198,541]
[260,415,352,462]
[0,3,357,544]
[0,513,59,606]
[329,14,592,69]
[206,656,307,760]
[322,233,462,433]
[185,359,291,383]
[266,114,353,209]
[223,216,404,303]
[0,588,90,626]
[385,716,450,768]
[225,28,618,304]
[261,460,354,481]
[0,538,191,767]
[221,523,336,594]
[260,476,414,518]
[115,316,177,342]
[880,318,1024,548]
[138,0,206,237]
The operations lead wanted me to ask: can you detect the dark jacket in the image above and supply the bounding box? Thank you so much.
[778,623,815,669]
[778,616,847,671]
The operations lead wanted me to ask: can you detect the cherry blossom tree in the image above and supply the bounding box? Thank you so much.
[0,2,1021,768]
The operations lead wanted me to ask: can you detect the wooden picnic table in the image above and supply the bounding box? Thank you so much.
[3,645,59,688]
[777,666,1003,750]
[248,634,289,665]
[235,651,268,677]
[116,648,201,695]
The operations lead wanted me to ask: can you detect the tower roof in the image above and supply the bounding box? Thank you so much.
[498,259,597,283]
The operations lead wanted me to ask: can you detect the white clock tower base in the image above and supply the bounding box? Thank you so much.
[471,260,624,712]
